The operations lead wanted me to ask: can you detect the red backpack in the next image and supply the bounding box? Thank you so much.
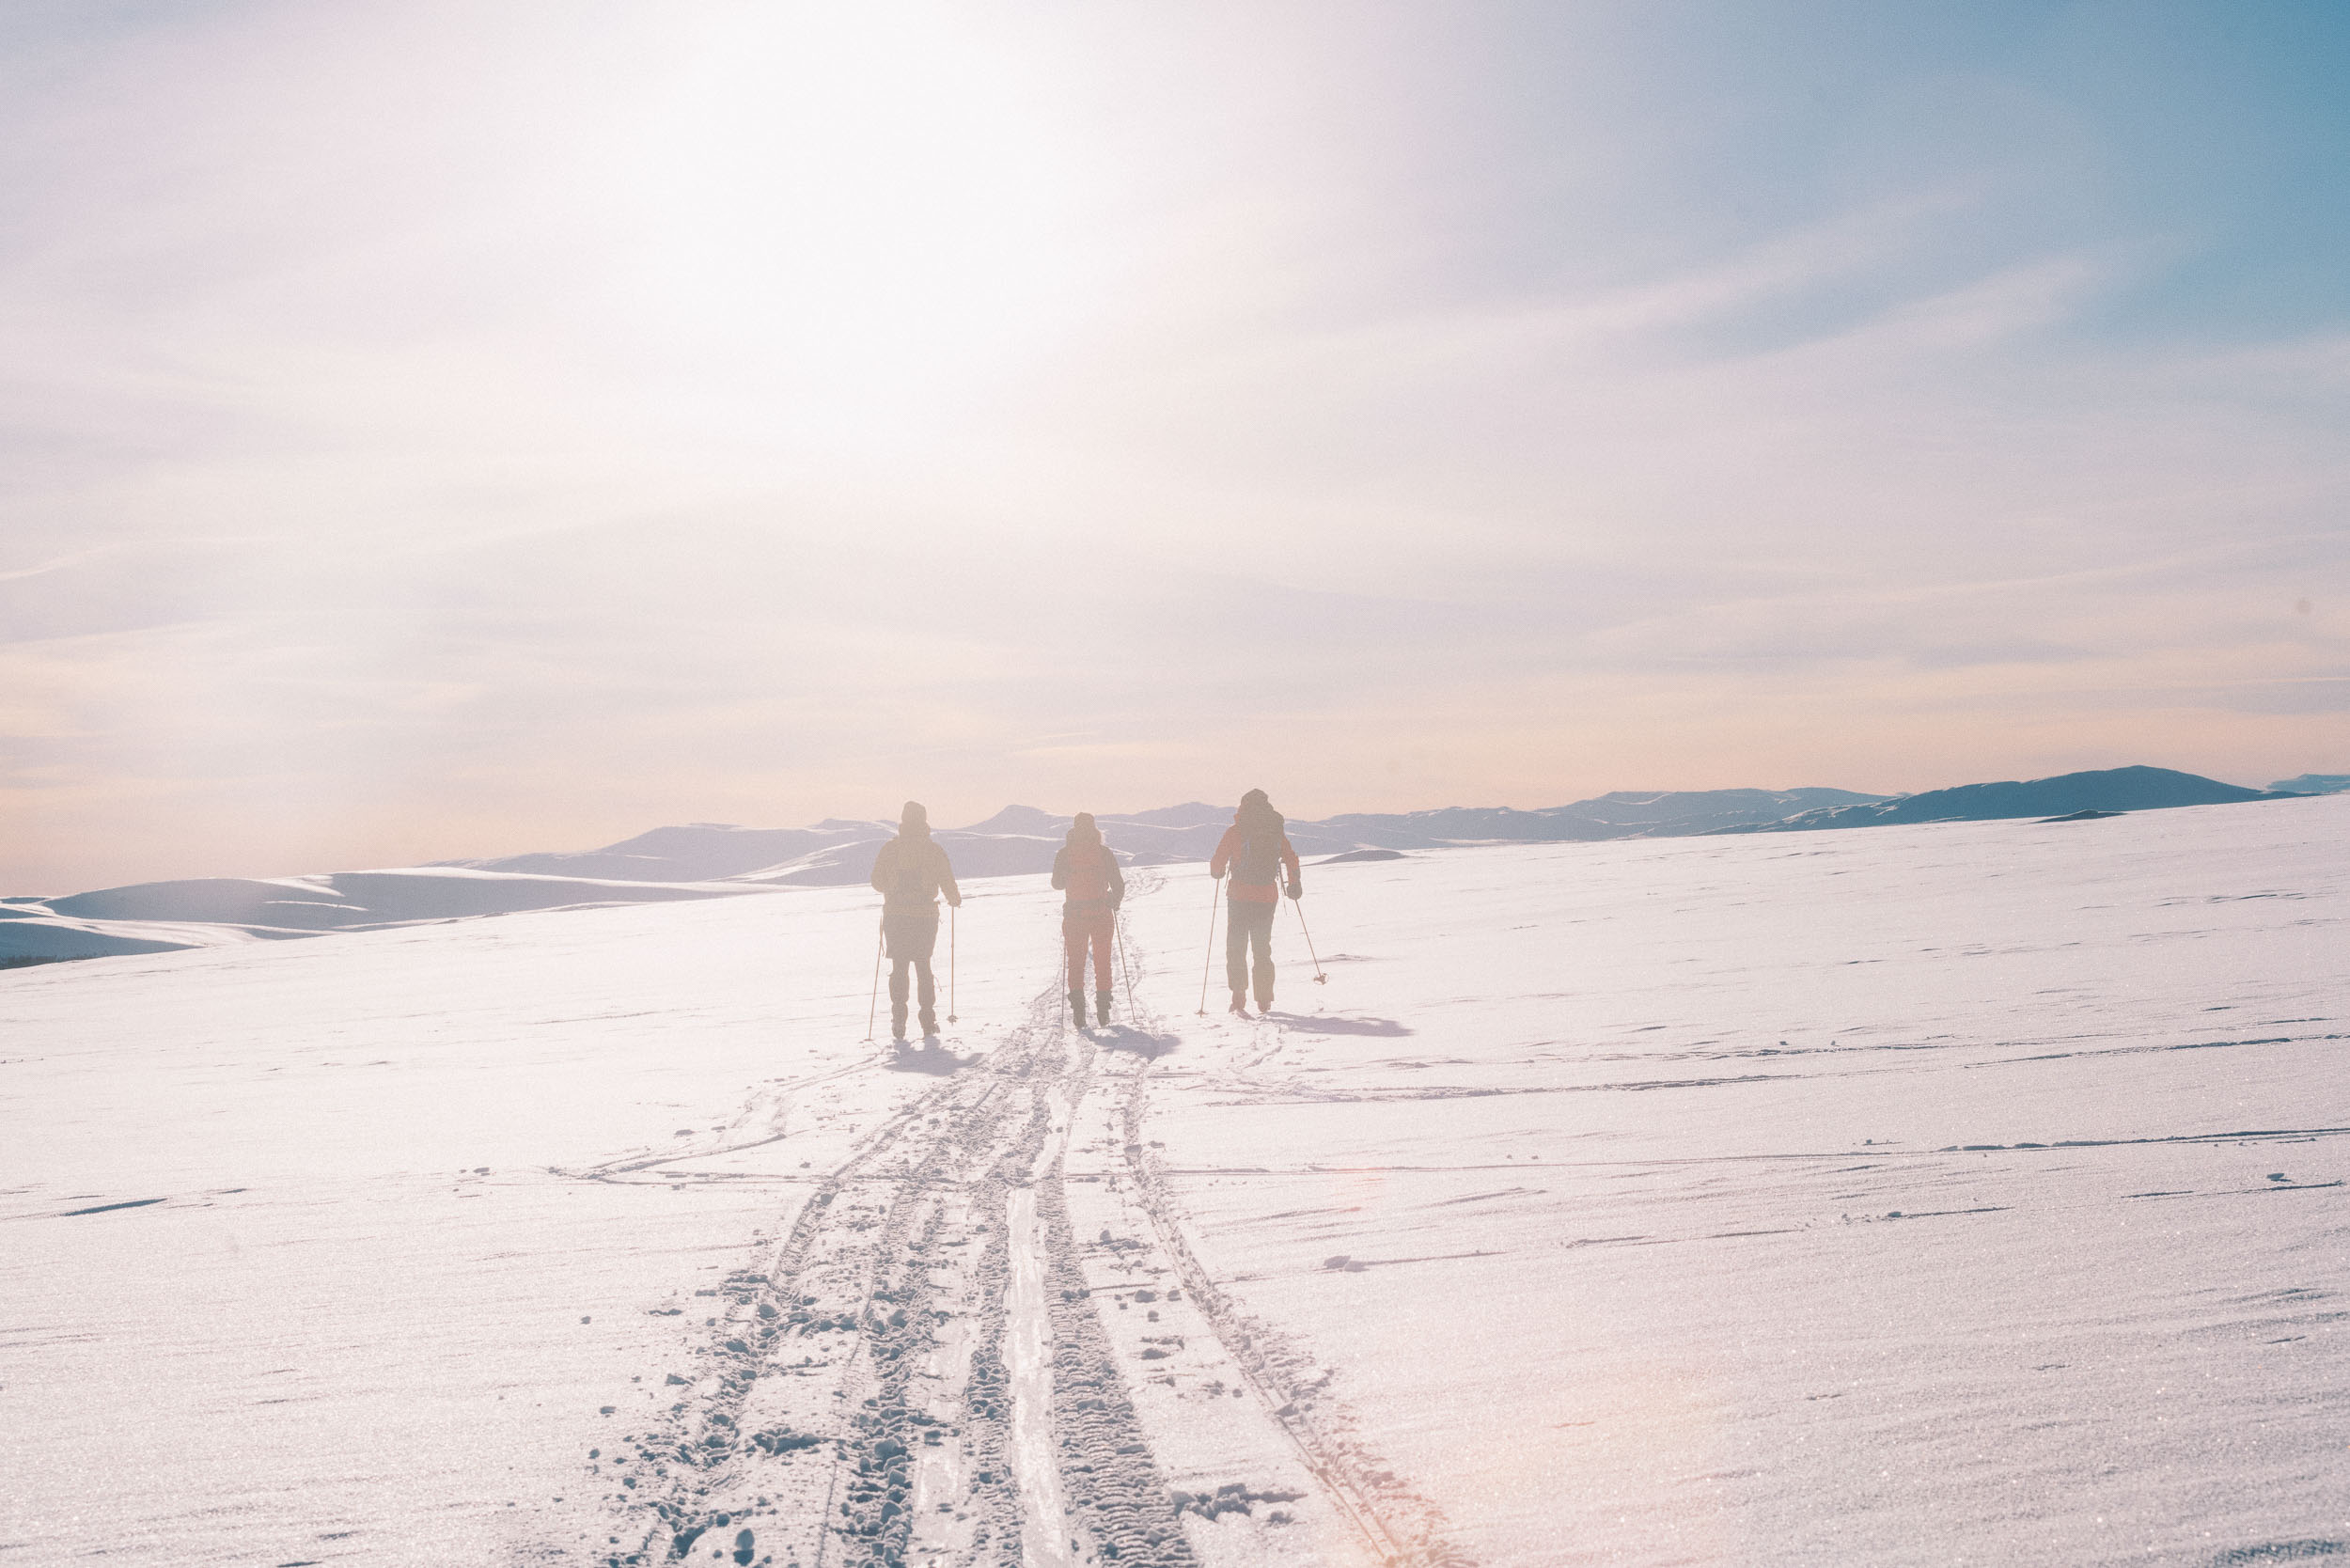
[1064,842,1117,902]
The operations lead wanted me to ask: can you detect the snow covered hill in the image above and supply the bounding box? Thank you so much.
[457,790,1894,888]
[1747,764,2294,832]
[4,792,1870,965]
[4,793,2343,1566]
[0,866,770,965]
[11,770,2301,970]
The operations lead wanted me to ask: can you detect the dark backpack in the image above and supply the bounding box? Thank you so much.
[1232,820,1285,883]
[888,840,932,900]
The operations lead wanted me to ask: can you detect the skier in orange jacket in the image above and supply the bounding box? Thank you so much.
[1051,812,1126,1027]
[1209,789,1300,1015]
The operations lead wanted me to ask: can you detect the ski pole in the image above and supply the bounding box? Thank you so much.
[947,902,958,1025]
[1114,913,1139,1022]
[863,916,884,1040]
[1196,875,1222,1014]
[1058,920,1073,1027]
[1292,896,1327,984]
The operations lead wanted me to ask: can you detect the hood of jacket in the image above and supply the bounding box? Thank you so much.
[1234,799,1283,834]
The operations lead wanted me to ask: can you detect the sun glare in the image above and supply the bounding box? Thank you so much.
[597,5,1106,451]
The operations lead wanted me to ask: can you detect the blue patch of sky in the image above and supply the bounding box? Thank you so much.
[0,0,235,65]
[1338,0,2350,350]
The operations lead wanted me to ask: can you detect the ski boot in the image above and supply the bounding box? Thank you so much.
[1068,990,1088,1028]
[1096,989,1113,1025]
[1229,989,1248,1017]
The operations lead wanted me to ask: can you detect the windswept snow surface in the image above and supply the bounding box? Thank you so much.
[3,797,2344,1566]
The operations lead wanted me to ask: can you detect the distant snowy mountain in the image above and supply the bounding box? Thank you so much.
[2,769,2304,968]
[452,822,885,882]
[1311,787,1884,848]
[1729,765,2291,833]
[2272,773,2350,794]
[0,868,767,966]
[446,787,1893,888]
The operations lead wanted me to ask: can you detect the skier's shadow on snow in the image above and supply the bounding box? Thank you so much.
[1090,1024,1182,1059]
[1264,1012,1414,1037]
[886,1040,977,1075]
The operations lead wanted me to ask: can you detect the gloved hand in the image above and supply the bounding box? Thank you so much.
[948,894,963,908]
[1285,879,1302,900]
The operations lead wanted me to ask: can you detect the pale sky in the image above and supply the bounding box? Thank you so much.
[4,0,2346,891]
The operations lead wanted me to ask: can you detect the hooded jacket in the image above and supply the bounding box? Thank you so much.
[1050,814,1126,909]
[1210,794,1300,905]
[870,805,961,910]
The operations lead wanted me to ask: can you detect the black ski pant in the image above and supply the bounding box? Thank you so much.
[1226,897,1276,1004]
[884,905,940,1036]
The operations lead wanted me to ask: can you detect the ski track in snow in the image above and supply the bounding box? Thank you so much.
[1104,1022,1459,1568]
[8,800,2349,1568]
[557,886,1449,1568]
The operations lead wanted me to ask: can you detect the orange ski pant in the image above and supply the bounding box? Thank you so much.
[1063,903,1114,993]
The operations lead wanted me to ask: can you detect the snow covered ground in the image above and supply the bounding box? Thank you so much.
[3,795,2344,1567]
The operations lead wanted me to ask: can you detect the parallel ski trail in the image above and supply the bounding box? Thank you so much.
[1105,919,1463,1568]
[574,871,1446,1568]
[590,981,1062,1566]
[1005,1185,1072,1568]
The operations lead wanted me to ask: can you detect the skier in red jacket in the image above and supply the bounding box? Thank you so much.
[1051,812,1126,1027]
[1209,789,1300,1015]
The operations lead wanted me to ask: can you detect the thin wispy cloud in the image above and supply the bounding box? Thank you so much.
[3,0,2345,889]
